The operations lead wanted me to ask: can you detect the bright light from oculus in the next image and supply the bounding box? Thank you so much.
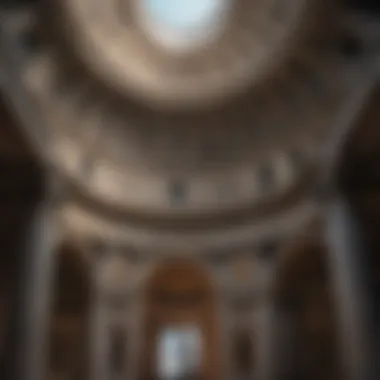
[138,0,230,52]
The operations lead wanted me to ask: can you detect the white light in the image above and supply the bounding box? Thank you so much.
[144,0,221,29]
[156,325,203,379]
[139,0,229,51]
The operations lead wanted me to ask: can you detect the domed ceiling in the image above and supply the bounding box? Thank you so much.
[0,0,377,245]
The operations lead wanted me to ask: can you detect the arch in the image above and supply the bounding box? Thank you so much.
[139,259,221,380]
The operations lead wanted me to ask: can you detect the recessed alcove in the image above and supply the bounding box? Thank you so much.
[140,259,221,380]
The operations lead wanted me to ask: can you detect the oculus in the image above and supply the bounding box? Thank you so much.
[137,0,230,52]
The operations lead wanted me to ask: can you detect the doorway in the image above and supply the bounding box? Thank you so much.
[139,259,220,380]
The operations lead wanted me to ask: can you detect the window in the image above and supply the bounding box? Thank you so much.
[156,325,203,379]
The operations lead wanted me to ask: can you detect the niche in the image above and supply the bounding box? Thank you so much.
[139,259,220,380]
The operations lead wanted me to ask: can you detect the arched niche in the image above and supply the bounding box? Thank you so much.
[139,259,221,380]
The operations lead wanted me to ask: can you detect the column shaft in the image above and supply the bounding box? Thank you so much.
[326,199,372,380]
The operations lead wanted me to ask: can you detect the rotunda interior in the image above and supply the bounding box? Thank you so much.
[0,1,379,380]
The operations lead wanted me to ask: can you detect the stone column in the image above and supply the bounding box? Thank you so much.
[254,259,278,380]
[88,251,126,380]
[124,254,152,380]
[206,260,233,380]
[219,295,234,380]
[88,264,111,380]
[88,248,145,380]
[325,199,373,380]
[271,307,300,380]
[1,181,61,380]
[124,292,144,380]
[254,302,276,380]
[230,308,258,380]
